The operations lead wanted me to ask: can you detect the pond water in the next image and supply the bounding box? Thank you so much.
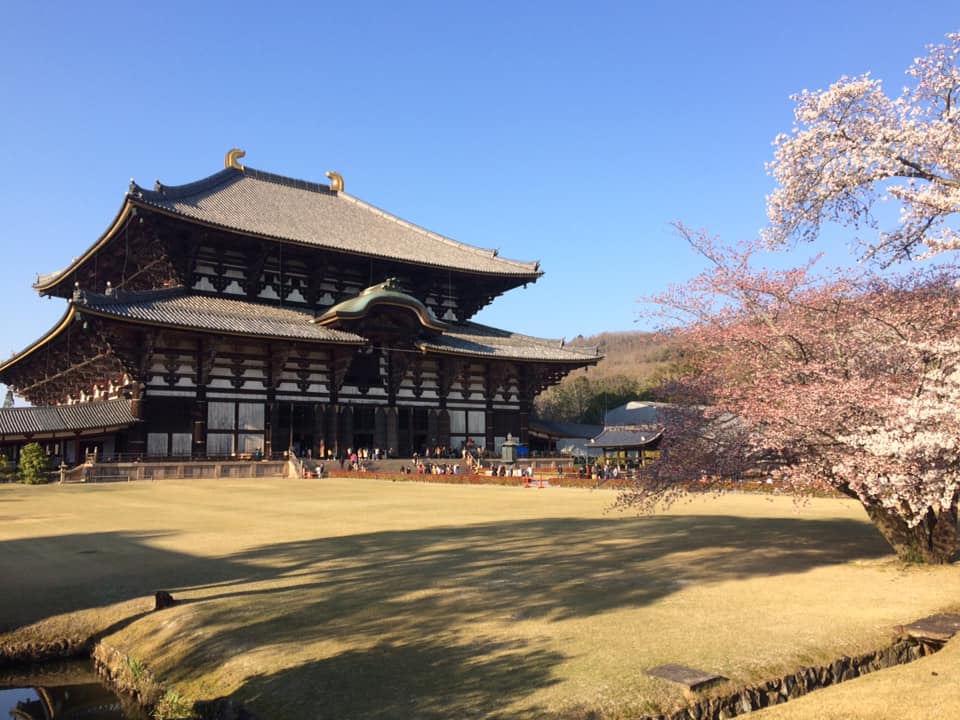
[0,660,147,719]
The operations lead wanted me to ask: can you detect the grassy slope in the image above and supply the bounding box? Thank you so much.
[1,478,958,719]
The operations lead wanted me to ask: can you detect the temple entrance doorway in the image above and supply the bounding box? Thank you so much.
[397,407,429,457]
[352,406,375,453]
[277,403,319,457]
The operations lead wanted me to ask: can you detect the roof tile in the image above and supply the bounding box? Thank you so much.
[78,290,600,364]
[131,168,541,277]
[420,322,601,363]
[0,399,137,437]
[79,289,365,344]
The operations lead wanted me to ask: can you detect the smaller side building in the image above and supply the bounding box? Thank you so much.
[0,399,138,465]
[527,419,602,456]
[591,401,667,467]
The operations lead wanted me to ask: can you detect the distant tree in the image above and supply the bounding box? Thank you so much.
[3,387,13,408]
[0,453,10,482]
[623,227,960,563]
[536,374,644,424]
[18,442,50,485]
[581,374,645,425]
[764,32,960,264]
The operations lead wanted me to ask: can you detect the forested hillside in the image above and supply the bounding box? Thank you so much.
[534,331,680,423]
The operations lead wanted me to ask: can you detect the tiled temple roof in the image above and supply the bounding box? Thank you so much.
[419,322,600,363]
[77,288,366,344]
[3,289,599,380]
[528,419,603,439]
[128,167,541,277]
[590,426,663,449]
[0,399,137,438]
[78,290,598,363]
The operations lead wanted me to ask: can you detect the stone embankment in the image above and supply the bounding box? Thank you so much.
[643,637,942,720]
[0,636,88,664]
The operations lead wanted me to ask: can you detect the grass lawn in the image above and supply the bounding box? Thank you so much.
[1,477,958,719]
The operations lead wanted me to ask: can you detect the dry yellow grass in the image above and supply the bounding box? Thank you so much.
[1,477,958,719]
[752,635,960,720]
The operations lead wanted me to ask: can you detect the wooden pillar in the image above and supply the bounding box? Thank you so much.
[342,406,354,454]
[385,406,398,457]
[192,386,207,457]
[266,398,280,457]
[518,401,530,446]
[130,384,144,420]
[427,409,439,450]
[313,403,327,457]
[518,365,535,447]
[484,363,496,453]
[437,408,450,453]
[402,407,414,457]
[374,407,387,452]
[325,404,339,458]
[197,338,219,458]
[127,383,146,458]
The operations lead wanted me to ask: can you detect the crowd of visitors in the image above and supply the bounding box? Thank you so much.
[294,442,634,483]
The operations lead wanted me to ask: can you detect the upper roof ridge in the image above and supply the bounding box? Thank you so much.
[132,167,240,202]
[135,166,336,202]
[243,166,339,195]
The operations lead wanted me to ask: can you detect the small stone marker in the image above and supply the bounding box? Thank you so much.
[645,664,728,691]
[154,590,176,610]
[902,613,960,642]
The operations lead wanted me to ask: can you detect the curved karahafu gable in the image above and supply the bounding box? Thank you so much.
[312,279,449,333]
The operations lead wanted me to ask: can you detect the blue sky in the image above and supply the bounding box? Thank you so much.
[1,2,958,401]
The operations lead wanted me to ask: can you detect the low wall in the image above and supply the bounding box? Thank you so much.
[61,460,289,483]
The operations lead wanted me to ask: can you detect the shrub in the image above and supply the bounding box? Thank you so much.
[17,442,50,484]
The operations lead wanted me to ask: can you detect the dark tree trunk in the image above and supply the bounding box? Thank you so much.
[862,501,959,564]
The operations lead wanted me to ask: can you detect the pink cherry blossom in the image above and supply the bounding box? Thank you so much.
[622,225,960,563]
[764,32,960,264]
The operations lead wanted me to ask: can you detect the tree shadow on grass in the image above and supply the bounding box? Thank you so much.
[224,637,564,720]
[0,530,255,631]
[171,513,889,717]
[1,513,892,718]
[193,513,891,631]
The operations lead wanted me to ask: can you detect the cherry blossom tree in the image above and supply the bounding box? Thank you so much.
[621,226,960,563]
[765,32,960,263]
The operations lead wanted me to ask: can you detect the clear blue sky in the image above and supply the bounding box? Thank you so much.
[1,2,957,401]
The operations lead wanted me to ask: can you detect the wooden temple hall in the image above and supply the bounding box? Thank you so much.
[0,151,598,464]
